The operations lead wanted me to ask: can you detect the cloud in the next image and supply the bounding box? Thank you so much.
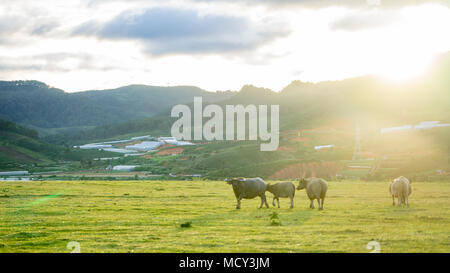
[193,0,449,9]
[31,21,59,36]
[0,53,116,72]
[73,8,289,55]
[0,15,25,35]
[329,11,401,31]
[0,15,29,45]
[0,12,59,46]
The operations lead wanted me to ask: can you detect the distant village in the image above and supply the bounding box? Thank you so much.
[74,136,195,172]
[75,136,194,154]
[0,136,196,180]
[2,121,449,181]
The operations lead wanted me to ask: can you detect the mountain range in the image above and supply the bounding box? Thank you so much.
[0,52,449,178]
[0,81,234,135]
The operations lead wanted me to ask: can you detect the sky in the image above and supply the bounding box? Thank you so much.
[0,0,449,92]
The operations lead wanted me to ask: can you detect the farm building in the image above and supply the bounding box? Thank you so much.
[175,141,195,146]
[380,125,412,134]
[381,121,450,134]
[314,145,334,150]
[0,171,29,176]
[0,177,31,181]
[103,148,137,154]
[414,121,450,130]
[158,137,178,145]
[112,165,136,171]
[158,137,195,146]
[77,143,112,149]
[76,135,195,155]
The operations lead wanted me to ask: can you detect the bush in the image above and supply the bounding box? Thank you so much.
[180,221,192,228]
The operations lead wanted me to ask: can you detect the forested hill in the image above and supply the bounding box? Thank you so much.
[0,52,448,178]
[0,117,121,169]
[0,81,234,130]
[1,52,449,146]
[52,51,450,145]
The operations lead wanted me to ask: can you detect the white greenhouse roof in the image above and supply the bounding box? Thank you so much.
[314,145,334,150]
[125,141,162,151]
[0,171,29,176]
[103,148,138,154]
[112,165,136,171]
[381,121,450,134]
[78,144,112,149]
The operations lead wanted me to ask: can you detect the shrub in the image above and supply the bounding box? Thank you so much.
[180,221,192,228]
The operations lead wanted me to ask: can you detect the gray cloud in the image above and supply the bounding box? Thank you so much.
[31,21,59,36]
[0,15,25,35]
[0,15,28,46]
[73,8,289,55]
[0,53,117,72]
[0,12,59,46]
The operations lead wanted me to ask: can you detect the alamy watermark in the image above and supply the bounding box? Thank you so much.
[67,241,81,253]
[171,97,279,151]
[366,241,381,253]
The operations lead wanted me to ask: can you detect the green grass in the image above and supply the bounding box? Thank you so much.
[0,180,448,253]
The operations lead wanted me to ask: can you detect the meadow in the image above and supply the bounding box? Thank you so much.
[0,180,449,253]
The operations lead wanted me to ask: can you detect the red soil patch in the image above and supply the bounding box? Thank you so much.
[156,147,184,156]
[158,144,176,149]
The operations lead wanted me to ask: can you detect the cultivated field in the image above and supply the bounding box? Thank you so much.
[0,180,449,253]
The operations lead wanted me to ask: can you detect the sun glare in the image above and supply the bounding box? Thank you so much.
[375,53,433,82]
[372,4,449,82]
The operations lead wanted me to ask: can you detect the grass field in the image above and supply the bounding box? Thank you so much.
[0,180,449,253]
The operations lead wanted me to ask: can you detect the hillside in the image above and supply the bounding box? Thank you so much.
[0,118,119,171]
[1,53,448,179]
[0,81,234,135]
[51,53,450,143]
[61,52,450,143]
[54,53,450,180]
